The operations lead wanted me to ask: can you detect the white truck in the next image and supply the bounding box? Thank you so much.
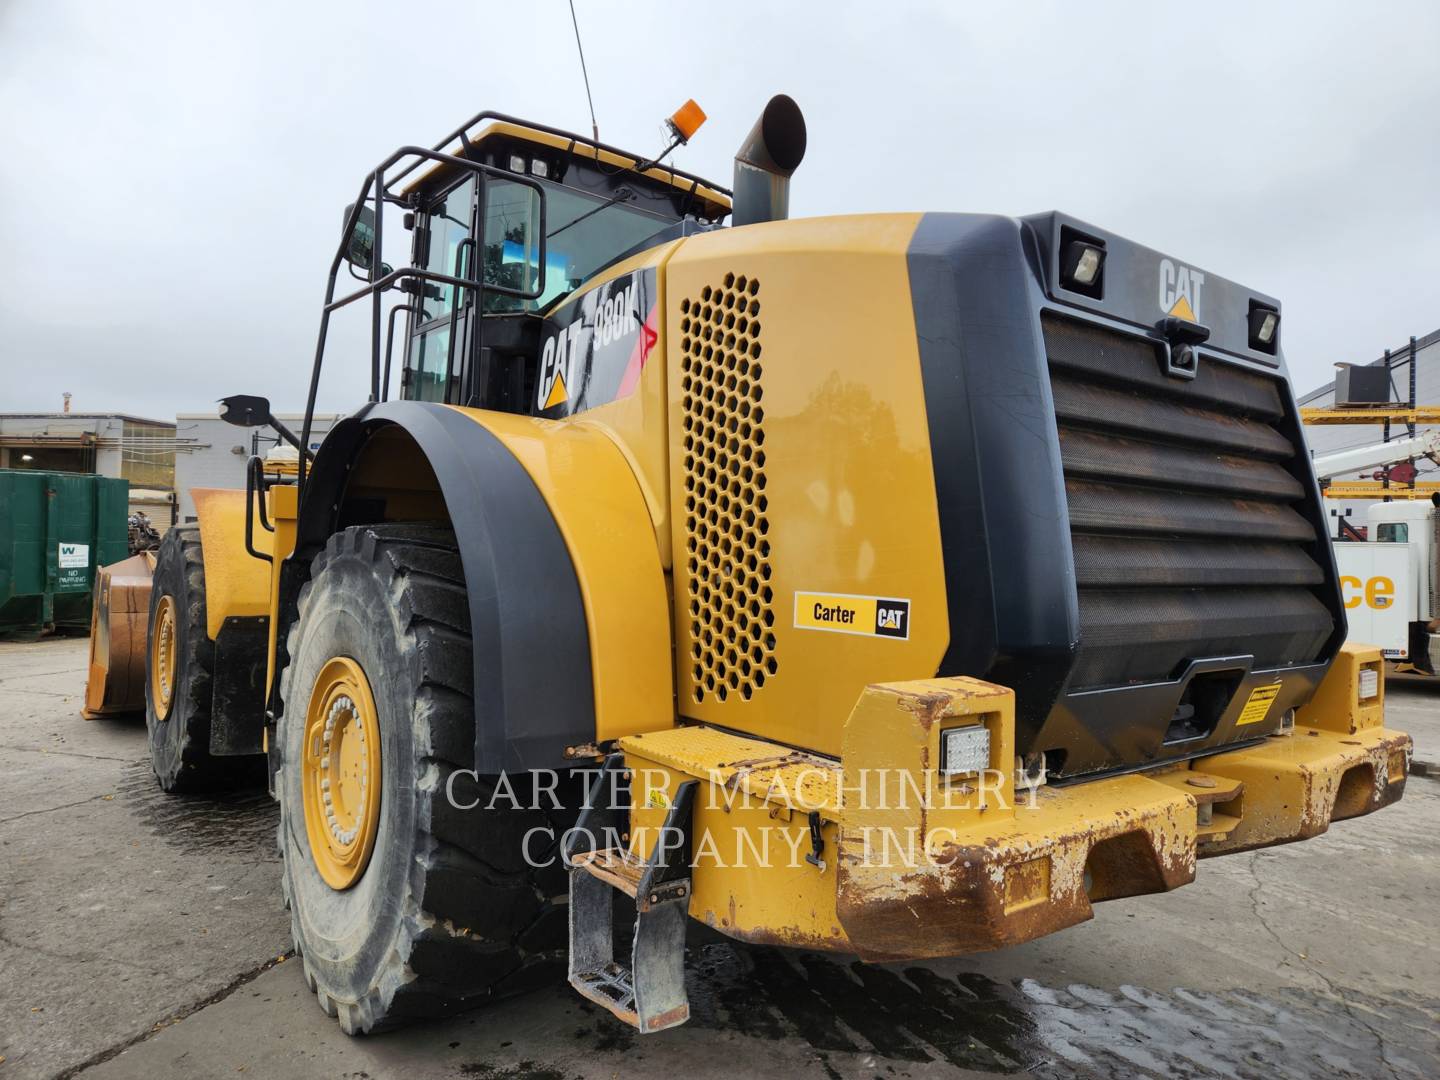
[1316,433,1440,670]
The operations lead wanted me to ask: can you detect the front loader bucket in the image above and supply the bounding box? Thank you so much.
[82,552,156,719]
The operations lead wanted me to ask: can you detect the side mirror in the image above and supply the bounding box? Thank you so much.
[219,395,272,428]
[219,395,309,457]
[344,203,376,270]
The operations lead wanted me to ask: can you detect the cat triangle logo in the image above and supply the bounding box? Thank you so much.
[543,369,568,410]
[1159,258,1204,323]
[1166,293,1197,322]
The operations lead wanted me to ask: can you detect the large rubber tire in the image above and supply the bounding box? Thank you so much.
[145,526,241,792]
[278,523,574,1035]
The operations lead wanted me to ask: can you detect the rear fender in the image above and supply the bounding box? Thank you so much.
[282,401,672,772]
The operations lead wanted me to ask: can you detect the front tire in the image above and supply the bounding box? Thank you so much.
[145,526,236,791]
[278,524,572,1034]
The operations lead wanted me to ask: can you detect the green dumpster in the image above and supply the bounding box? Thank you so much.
[0,469,130,637]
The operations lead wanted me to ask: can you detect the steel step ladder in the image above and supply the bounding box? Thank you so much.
[565,755,697,1033]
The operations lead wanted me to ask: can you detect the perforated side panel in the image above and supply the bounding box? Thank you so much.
[678,273,777,703]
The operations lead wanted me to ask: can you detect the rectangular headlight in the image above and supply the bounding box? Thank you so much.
[940,725,990,776]
[1358,666,1379,702]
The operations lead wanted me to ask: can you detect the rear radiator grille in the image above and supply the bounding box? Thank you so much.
[679,273,777,703]
[1044,315,1334,689]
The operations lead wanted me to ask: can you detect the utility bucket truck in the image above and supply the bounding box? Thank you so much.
[1316,432,1440,670]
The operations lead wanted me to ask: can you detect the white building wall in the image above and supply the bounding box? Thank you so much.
[94,417,125,478]
[174,413,341,522]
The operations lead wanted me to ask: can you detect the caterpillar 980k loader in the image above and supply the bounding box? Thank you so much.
[88,94,1412,1035]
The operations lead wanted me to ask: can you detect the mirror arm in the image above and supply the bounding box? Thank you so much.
[267,415,308,457]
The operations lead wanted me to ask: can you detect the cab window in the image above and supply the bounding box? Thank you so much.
[403,168,681,405]
[1377,523,1409,543]
[481,180,675,314]
[423,177,476,316]
[479,179,544,304]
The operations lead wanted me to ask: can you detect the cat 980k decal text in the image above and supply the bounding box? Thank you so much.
[536,268,659,416]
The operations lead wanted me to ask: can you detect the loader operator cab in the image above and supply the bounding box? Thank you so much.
[391,124,729,411]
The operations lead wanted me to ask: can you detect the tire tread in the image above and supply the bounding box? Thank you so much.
[280,523,573,1034]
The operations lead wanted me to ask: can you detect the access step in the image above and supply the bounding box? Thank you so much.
[566,756,697,1033]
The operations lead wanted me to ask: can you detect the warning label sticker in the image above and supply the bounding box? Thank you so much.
[1236,683,1281,726]
[794,592,910,640]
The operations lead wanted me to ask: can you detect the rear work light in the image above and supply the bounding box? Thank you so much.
[1358,666,1380,702]
[1063,240,1104,287]
[1248,303,1280,353]
[1058,227,1106,299]
[1067,244,1102,285]
[940,725,990,777]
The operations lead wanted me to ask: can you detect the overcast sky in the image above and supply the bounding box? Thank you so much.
[1,0,1436,420]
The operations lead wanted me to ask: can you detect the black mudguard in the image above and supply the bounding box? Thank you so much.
[277,401,594,773]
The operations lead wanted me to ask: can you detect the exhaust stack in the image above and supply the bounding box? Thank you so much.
[732,95,807,227]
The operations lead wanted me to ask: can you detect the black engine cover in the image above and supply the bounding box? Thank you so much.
[907,212,1345,780]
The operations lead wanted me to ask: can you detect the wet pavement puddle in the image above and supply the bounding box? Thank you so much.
[563,939,1439,1078]
[112,759,1440,1077]
[117,760,278,856]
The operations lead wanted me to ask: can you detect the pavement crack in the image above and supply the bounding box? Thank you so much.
[0,667,88,684]
[0,926,171,979]
[55,951,296,1080]
[0,743,135,763]
[0,792,116,825]
[1245,851,1402,1080]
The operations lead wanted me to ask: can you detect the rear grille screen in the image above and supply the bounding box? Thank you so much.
[1043,315,1334,689]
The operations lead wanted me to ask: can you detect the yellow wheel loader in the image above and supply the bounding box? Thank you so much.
[86,95,1412,1035]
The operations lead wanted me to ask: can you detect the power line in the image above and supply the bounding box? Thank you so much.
[568,0,599,143]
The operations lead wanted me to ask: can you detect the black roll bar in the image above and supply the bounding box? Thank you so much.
[300,143,547,486]
[299,112,729,488]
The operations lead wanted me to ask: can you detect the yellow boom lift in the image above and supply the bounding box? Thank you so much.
[86,96,1411,1035]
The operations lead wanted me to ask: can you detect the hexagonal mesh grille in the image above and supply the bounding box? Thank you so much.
[679,272,776,703]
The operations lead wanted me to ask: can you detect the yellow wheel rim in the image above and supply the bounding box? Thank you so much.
[302,656,383,890]
[150,594,177,717]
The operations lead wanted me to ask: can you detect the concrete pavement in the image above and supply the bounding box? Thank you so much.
[2,638,1437,1079]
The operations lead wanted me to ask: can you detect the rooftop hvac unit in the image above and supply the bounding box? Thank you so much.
[1335,364,1392,407]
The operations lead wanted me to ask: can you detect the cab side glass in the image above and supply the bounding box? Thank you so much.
[481,180,544,301]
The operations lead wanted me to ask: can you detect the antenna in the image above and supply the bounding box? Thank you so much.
[568,0,599,143]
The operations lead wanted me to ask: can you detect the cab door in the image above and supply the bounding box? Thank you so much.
[404,176,477,402]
